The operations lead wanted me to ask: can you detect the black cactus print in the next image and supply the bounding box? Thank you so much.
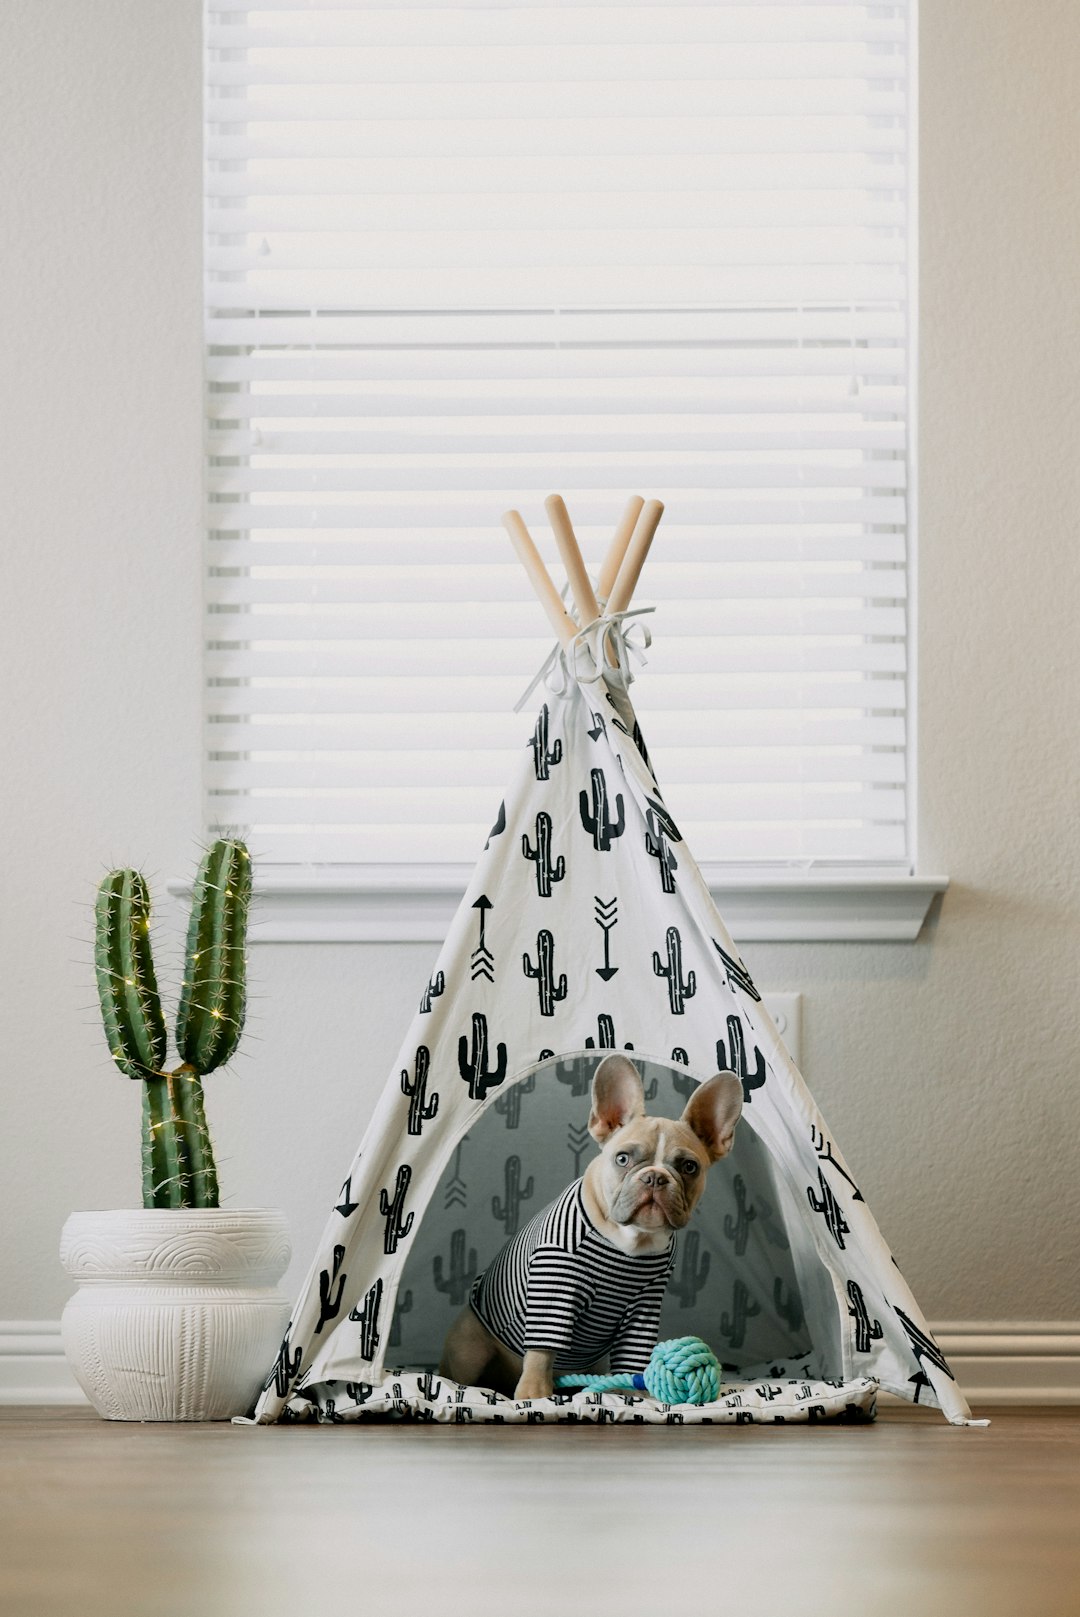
[419,970,445,1014]
[807,1168,850,1250]
[457,1012,508,1101]
[529,704,563,780]
[773,1278,804,1333]
[716,1015,767,1103]
[264,1329,302,1397]
[388,1287,413,1350]
[847,1280,884,1353]
[584,1014,633,1051]
[643,793,681,844]
[579,767,626,851]
[433,1229,478,1307]
[379,1165,415,1254]
[720,1279,762,1351]
[523,929,568,1016]
[495,1071,536,1129]
[348,1277,383,1360]
[315,1244,347,1334]
[492,1154,535,1237]
[723,1174,757,1256]
[401,1045,439,1135]
[644,807,678,893]
[556,1057,590,1096]
[521,811,566,898]
[587,711,606,742]
[711,938,761,1002]
[755,1192,791,1251]
[653,926,696,1014]
[668,1228,710,1308]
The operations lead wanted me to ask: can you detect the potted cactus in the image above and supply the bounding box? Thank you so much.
[60,840,291,1421]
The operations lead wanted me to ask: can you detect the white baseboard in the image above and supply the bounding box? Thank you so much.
[3,1319,1079,1408]
[0,1322,88,1405]
[933,1322,1080,1406]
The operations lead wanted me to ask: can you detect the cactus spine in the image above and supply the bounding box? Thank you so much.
[93,839,252,1211]
[95,870,168,1080]
[175,839,251,1074]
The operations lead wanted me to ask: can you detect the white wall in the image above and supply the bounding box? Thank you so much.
[2,0,1078,1330]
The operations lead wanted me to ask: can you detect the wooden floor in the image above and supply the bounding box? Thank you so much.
[2,1405,1079,1617]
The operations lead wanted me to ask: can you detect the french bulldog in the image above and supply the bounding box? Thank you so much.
[439,1053,743,1401]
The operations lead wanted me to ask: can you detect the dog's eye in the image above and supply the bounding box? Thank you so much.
[680,1160,700,1177]
[615,1152,631,1167]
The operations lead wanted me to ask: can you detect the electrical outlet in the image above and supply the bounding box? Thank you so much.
[761,993,802,1068]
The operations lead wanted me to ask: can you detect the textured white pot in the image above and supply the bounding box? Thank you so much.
[60,1208,291,1421]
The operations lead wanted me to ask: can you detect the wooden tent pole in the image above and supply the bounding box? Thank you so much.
[596,496,644,602]
[502,509,578,650]
[544,494,600,626]
[606,499,665,616]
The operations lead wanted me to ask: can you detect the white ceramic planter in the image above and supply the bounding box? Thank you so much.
[60,1207,291,1421]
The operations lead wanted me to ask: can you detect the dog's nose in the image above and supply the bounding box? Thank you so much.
[639,1168,672,1189]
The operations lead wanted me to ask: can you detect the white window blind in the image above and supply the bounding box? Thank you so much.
[205,1,914,867]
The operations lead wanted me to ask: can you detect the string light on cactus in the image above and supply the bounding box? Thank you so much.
[93,840,252,1211]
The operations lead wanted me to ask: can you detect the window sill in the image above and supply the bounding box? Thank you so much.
[166,867,947,944]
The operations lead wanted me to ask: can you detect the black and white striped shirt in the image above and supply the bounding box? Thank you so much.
[470,1179,676,1373]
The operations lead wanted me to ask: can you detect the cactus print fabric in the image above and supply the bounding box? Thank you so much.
[273,1371,879,1426]
[250,666,975,1426]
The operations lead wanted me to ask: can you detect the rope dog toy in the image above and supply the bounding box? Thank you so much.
[554,1335,722,1406]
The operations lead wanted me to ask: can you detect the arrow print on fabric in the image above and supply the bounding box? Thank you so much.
[811,1125,865,1202]
[594,895,619,981]
[444,1139,468,1210]
[334,1172,359,1218]
[471,894,494,982]
[567,1122,591,1175]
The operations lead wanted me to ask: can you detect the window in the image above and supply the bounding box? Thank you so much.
[205,1,914,870]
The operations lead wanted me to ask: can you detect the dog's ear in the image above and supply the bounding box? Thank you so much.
[588,1055,646,1144]
[680,1071,743,1161]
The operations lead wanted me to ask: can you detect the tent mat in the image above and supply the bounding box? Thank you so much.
[274,1372,879,1425]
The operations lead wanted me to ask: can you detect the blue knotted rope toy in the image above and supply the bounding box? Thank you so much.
[553,1335,722,1406]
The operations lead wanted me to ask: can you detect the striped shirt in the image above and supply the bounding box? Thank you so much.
[470,1179,676,1373]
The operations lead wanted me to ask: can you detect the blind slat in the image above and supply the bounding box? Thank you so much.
[205,0,913,867]
[207,535,907,565]
[205,683,907,731]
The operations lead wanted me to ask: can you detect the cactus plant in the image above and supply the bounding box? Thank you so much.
[93,839,252,1211]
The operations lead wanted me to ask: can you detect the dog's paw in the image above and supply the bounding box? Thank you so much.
[514,1375,554,1401]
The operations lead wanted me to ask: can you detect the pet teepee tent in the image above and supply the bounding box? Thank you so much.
[249,497,976,1427]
